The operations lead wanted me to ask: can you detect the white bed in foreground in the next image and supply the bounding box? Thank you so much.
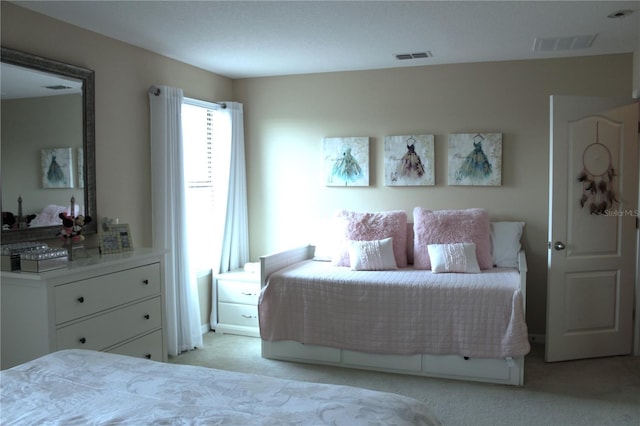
[259,245,529,386]
[0,349,440,425]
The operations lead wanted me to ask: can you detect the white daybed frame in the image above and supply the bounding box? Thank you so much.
[260,245,528,386]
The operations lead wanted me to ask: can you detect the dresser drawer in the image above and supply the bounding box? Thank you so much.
[218,302,258,327]
[56,296,162,351]
[108,330,164,362]
[54,263,160,324]
[218,280,260,304]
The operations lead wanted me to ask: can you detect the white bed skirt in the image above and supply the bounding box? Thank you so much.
[262,339,525,386]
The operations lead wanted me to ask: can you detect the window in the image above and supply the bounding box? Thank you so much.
[181,99,219,274]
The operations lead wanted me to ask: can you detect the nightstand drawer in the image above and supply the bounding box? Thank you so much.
[56,296,162,352]
[218,280,260,304]
[218,302,259,327]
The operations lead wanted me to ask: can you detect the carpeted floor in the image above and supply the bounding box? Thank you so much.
[169,332,640,426]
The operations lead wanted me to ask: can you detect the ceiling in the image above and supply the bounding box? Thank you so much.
[1,62,82,99]
[9,0,640,79]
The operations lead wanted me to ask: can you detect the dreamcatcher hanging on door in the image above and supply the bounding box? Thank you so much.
[577,121,617,215]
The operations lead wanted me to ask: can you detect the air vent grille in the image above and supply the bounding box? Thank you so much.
[45,85,73,90]
[533,34,597,52]
[395,51,432,60]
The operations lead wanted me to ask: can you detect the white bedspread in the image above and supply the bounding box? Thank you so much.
[259,260,530,358]
[0,349,440,426]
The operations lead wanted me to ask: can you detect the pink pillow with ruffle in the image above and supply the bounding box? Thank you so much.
[413,207,492,270]
[333,210,408,267]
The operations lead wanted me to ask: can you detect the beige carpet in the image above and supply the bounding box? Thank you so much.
[170,332,640,426]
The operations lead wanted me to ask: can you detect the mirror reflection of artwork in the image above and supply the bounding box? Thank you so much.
[384,134,435,186]
[77,147,84,188]
[323,137,369,186]
[448,133,502,186]
[41,147,74,189]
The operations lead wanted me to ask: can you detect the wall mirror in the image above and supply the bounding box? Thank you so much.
[1,47,96,243]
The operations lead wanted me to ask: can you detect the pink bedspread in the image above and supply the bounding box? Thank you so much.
[259,260,530,358]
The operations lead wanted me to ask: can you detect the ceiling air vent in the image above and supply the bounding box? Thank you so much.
[44,85,73,90]
[533,34,597,52]
[395,51,432,60]
[607,9,633,19]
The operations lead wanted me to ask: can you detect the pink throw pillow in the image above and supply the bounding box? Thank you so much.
[413,207,492,270]
[333,210,408,267]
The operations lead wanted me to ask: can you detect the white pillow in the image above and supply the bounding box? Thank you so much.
[313,244,333,262]
[491,221,524,268]
[311,218,338,261]
[427,243,481,273]
[349,237,398,271]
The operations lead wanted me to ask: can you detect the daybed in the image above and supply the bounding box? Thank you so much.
[259,208,530,386]
[0,349,440,425]
[28,203,82,227]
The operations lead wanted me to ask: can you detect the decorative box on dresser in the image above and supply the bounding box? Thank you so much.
[0,249,166,370]
[215,269,260,337]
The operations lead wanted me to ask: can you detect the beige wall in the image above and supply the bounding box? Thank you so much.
[1,3,233,328]
[234,55,633,334]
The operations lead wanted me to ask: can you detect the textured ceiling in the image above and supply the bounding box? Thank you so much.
[11,0,640,79]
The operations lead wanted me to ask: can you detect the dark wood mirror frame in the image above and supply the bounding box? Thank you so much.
[1,47,96,243]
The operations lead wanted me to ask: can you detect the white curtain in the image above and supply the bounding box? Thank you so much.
[149,85,203,356]
[218,102,250,272]
[209,102,250,328]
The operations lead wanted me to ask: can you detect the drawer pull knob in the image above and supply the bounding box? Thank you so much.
[145,353,152,359]
[241,314,255,319]
[79,337,86,344]
[144,314,150,320]
[77,297,85,303]
[143,279,149,285]
[241,292,256,296]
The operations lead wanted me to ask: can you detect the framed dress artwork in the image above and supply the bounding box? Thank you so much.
[448,133,502,186]
[323,137,369,187]
[384,134,435,186]
[41,147,73,189]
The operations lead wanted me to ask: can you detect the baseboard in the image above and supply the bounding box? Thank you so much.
[201,323,211,335]
[529,334,545,345]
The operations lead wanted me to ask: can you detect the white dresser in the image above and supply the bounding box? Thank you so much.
[215,269,260,337]
[1,249,166,370]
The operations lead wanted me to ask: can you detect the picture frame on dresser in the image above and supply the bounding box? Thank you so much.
[110,224,132,251]
[99,231,122,254]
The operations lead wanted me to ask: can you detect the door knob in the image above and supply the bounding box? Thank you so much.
[553,241,566,250]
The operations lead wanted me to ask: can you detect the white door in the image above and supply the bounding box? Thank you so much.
[546,95,638,362]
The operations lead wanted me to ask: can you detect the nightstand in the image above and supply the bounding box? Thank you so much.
[214,269,260,337]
